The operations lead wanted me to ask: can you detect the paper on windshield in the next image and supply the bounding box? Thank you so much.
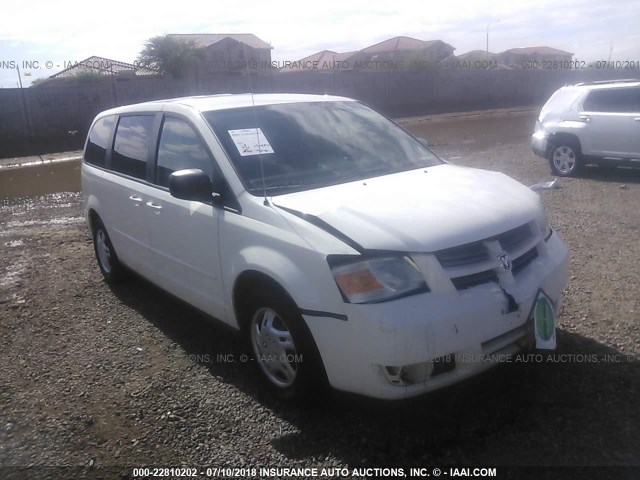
[228,128,274,156]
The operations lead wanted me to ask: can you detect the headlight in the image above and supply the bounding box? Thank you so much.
[330,256,428,304]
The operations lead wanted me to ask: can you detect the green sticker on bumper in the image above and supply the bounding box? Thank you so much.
[534,292,556,350]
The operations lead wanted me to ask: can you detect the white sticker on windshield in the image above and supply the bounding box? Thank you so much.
[228,128,274,156]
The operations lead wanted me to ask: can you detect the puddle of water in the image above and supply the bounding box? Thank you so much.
[6,217,84,229]
[405,112,537,152]
[0,160,81,200]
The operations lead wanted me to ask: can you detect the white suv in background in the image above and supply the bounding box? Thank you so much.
[532,79,640,176]
[82,94,569,400]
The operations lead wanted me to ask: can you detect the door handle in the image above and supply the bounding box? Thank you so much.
[146,201,162,210]
[579,115,591,122]
[129,195,143,202]
[634,118,640,122]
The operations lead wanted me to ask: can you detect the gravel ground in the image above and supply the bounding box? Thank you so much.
[1,111,639,478]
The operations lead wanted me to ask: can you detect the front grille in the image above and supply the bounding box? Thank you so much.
[435,242,489,267]
[434,221,538,291]
[451,270,499,290]
[512,247,538,275]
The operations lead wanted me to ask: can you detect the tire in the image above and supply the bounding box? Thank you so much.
[92,218,127,283]
[548,141,582,177]
[244,287,327,400]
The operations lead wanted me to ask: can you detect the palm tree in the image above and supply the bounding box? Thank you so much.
[137,36,202,78]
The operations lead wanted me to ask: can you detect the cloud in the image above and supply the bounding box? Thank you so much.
[1,0,639,87]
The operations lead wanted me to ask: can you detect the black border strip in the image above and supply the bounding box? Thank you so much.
[300,308,348,321]
[275,205,364,253]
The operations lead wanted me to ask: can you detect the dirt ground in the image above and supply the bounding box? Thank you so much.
[1,110,639,478]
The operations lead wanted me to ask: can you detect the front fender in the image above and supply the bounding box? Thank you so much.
[220,211,347,328]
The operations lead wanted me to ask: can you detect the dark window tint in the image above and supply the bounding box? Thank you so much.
[85,115,116,167]
[112,115,155,179]
[583,88,640,113]
[156,117,213,187]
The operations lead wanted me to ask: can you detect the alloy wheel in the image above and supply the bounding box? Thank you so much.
[552,146,577,174]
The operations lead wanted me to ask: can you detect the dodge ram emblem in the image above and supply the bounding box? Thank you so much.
[497,252,512,271]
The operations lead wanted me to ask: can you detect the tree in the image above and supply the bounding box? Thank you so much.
[137,36,203,78]
[29,78,48,87]
[68,70,108,83]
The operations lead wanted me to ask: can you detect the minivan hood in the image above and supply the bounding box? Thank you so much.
[273,164,542,252]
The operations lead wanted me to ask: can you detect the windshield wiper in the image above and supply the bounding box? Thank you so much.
[246,181,326,193]
[339,166,398,183]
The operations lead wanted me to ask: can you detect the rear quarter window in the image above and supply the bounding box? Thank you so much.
[112,115,155,180]
[583,88,640,113]
[539,88,583,119]
[85,115,116,167]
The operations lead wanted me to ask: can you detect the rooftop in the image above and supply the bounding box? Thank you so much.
[571,79,640,89]
[362,36,453,53]
[457,50,498,59]
[166,33,272,50]
[98,93,355,116]
[501,46,574,56]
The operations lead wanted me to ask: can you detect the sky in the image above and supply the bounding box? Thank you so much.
[1,0,639,87]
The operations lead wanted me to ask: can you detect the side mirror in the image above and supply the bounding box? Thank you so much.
[169,169,214,202]
[417,137,429,147]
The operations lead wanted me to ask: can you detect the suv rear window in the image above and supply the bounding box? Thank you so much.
[583,88,640,113]
[85,115,116,167]
[112,115,155,179]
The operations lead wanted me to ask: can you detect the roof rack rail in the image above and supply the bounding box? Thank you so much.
[575,78,640,86]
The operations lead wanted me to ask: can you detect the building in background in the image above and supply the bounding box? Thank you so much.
[361,36,455,69]
[284,36,455,72]
[498,46,574,67]
[166,33,272,75]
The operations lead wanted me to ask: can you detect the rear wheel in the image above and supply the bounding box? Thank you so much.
[92,218,126,283]
[549,142,582,177]
[245,288,326,400]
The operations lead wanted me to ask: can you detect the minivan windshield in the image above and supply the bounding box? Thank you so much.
[203,101,442,195]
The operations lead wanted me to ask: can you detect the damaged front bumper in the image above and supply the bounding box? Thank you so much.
[303,230,569,400]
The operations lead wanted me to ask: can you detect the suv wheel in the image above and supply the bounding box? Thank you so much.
[549,142,582,177]
[92,218,127,283]
[245,289,326,400]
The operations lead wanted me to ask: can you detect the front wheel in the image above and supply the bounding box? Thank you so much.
[92,218,127,283]
[549,143,582,177]
[246,290,327,400]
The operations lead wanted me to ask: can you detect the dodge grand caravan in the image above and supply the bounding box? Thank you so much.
[82,94,570,400]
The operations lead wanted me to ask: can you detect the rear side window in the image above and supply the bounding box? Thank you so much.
[112,115,155,179]
[539,88,582,119]
[85,115,116,167]
[156,117,213,187]
[583,88,640,113]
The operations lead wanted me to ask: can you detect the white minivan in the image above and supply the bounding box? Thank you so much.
[82,94,570,400]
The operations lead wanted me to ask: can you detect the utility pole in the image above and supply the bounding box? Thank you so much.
[486,20,501,60]
[16,64,24,89]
